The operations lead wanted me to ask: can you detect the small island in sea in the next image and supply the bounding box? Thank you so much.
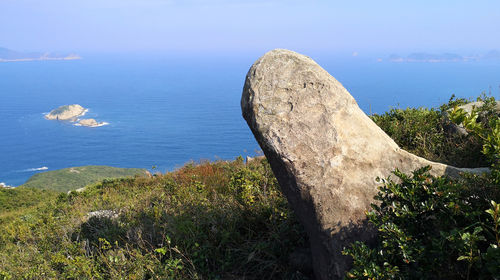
[75,118,108,127]
[45,104,87,121]
[45,104,108,127]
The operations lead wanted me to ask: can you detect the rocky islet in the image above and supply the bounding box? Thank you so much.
[45,104,107,127]
[75,118,107,127]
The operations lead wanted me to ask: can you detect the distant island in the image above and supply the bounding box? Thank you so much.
[0,47,81,62]
[45,104,108,127]
[75,118,108,127]
[380,50,500,63]
[45,104,87,121]
[389,52,465,62]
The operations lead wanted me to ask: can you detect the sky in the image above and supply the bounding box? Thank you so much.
[0,0,499,55]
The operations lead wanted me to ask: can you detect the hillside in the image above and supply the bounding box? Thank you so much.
[0,187,57,214]
[21,165,148,192]
[0,158,309,279]
[0,95,497,279]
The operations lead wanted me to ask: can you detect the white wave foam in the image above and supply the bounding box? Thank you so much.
[74,121,109,127]
[23,166,49,172]
[0,182,13,188]
[95,122,109,127]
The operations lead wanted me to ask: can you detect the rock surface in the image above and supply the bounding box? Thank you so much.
[241,49,488,279]
[77,118,102,127]
[459,100,500,114]
[86,210,119,220]
[45,104,86,121]
[445,100,500,136]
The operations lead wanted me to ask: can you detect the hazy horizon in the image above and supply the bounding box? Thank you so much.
[1,0,499,55]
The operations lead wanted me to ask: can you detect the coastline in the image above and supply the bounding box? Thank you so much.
[0,182,14,189]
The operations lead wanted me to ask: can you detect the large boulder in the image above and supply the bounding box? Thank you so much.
[241,49,487,279]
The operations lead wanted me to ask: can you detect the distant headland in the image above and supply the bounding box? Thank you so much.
[0,47,81,62]
[20,165,149,192]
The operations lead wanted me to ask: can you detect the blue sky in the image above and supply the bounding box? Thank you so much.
[0,0,499,54]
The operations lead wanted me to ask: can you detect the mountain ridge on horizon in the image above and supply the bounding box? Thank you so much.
[384,50,500,63]
[0,46,81,62]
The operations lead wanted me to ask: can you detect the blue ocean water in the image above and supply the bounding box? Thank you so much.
[1,53,499,186]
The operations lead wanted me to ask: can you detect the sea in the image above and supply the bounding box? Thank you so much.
[1,52,499,186]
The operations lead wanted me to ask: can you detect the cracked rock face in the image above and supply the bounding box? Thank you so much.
[241,49,485,279]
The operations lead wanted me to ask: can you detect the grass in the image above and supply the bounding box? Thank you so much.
[0,187,57,216]
[21,166,148,192]
[0,158,309,279]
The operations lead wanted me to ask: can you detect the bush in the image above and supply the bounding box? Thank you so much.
[449,94,500,183]
[371,95,487,167]
[343,167,499,279]
[345,94,500,279]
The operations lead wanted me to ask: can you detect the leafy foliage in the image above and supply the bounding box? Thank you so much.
[449,94,500,183]
[343,167,499,279]
[346,95,500,279]
[371,95,487,167]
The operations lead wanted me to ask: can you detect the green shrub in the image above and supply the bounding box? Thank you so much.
[346,95,500,279]
[449,94,500,183]
[343,167,499,279]
[371,95,487,167]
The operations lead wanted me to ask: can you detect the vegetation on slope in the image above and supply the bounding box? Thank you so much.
[0,158,308,279]
[345,95,500,279]
[0,187,56,212]
[0,94,498,279]
[343,168,500,279]
[370,95,488,167]
[21,166,148,192]
[0,187,58,220]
